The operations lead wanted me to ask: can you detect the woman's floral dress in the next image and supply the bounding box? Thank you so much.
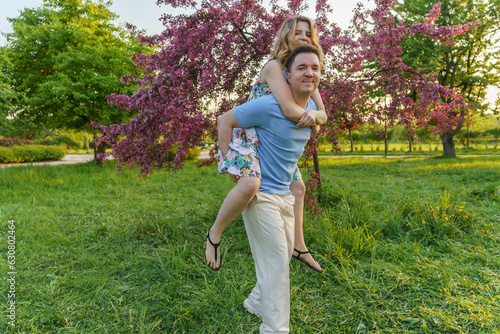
[218,62,302,181]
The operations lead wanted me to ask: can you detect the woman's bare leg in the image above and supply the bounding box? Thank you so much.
[290,179,322,272]
[205,176,260,270]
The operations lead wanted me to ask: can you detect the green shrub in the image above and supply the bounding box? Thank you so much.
[165,147,201,162]
[12,145,45,162]
[0,147,18,163]
[36,134,81,150]
[58,135,81,149]
[185,148,201,161]
[36,138,56,146]
[0,145,65,163]
[351,131,361,142]
[484,128,500,139]
[0,137,33,147]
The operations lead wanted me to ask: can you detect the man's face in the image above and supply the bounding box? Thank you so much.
[287,53,320,96]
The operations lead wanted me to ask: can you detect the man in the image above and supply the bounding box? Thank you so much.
[218,44,324,334]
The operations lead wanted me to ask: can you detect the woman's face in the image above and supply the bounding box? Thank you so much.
[291,21,312,48]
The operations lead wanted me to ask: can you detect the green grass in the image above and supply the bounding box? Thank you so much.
[1,157,499,333]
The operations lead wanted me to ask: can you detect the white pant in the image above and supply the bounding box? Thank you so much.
[242,191,295,334]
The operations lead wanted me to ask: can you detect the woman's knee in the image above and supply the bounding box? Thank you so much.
[238,177,261,199]
[290,179,306,198]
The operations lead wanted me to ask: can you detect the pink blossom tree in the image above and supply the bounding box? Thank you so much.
[94,0,480,177]
[317,0,480,157]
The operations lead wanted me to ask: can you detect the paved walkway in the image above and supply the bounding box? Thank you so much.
[0,154,95,168]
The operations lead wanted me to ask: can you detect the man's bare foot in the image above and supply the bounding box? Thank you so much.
[205,228,222,270]
[292,248,322,273]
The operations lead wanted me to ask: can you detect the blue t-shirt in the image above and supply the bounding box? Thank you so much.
[234,94,315,195]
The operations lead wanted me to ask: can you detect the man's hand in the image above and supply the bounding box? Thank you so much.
[229,173,240,183]
[296,110,317,128]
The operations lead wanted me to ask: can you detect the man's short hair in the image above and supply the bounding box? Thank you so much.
[285,44,321,73]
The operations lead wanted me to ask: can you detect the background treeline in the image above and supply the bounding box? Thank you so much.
[336,126,500,145]
[324,115,500,152]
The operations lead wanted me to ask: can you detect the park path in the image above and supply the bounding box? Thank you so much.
[0,154,95,168]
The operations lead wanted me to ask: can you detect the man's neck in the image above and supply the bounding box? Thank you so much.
[293,92,311,109]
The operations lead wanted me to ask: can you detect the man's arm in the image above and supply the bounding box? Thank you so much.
[217,109,242,159]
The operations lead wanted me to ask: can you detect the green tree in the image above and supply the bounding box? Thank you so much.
[4,0,149,158]
[395,0,500,156]
[0,47,36,138]
[0,48,21,122]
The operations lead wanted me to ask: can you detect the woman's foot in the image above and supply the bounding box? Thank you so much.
[292,248,323,273]
[205,228,222,270]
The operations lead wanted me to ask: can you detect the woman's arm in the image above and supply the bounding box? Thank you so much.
[296,92,327,128]
[260,60,305,123]
[309,89,328,125]
[261,61,327,126]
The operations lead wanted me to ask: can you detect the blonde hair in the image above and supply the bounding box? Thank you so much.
[270,15,323,68]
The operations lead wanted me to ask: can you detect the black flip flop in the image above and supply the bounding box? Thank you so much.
[206,229,222,271]
[292,248,322,273]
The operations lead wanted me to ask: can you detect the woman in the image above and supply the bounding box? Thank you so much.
[205,15,326,273]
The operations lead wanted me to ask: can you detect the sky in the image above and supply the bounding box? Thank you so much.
[1,0,174,45]
[0,0,498,107]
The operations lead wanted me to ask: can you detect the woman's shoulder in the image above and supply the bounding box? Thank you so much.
[260,58,285,83]
[261,58,281,72]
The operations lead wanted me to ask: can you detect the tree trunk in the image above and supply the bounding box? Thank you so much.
[408,134,412,152]
[85,132,90,153]
[93,133,107,165]
[349,128,353,152]
[441,132,456,157]
[384,136,388,156]
[384,131,388,157]
[466,122,470,147]
[93,133,96,158]
[96,144,107,165]
[384,117,388,157]
[312,151,321,187]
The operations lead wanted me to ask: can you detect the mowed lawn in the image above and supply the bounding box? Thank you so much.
[0,156,499,333]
